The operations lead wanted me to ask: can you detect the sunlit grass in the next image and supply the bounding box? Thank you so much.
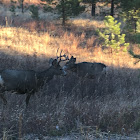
[0,25,139,69]
[70,18,105,29]
[0,27,53,56]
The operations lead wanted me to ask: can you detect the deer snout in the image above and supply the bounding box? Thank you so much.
[62,66,67,76]
[0,75,4,86]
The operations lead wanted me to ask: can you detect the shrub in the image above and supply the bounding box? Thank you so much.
[29,5,39,20]
[98,16,129,53]
[10,0,16,15]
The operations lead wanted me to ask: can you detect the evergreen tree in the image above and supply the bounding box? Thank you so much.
[56,0,71,25]
[99,0,140,33]
[10,0,16,16]
[69,0,85,16]
[40,0,85,25]
[120,0,140,33]
[98,16,129,53]
[40,0,54,12]
[29,5,39,20]
[57,0,85,25]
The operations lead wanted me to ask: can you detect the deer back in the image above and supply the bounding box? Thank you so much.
[0,69,37,93]
[64,56,107,78]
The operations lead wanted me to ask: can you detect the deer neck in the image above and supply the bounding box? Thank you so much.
[37,68,55,83]
[70,64,77,72]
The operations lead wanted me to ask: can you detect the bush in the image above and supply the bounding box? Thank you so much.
[29,5,39,20]
[10,0,16,15]
[98,16,129,53]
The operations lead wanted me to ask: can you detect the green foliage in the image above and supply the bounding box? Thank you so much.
[40,0,84,25]
[43,5,53,12]
[56,0,70,25]
[56,0,85,25]
[121,10,140,33]
[10,0,16,15]
[40,0,54,12]
[98,16,129,53]
[29,5,39,20]
[120,0,140,12]
[69,0,85,16]
[136,19,140,33]
[10,5,16,15]
[130,33,140,44]
[120,0,140,33]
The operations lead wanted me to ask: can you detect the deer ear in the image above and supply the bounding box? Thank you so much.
[73,58,76,62]
[49,58,54,66]
[70,56,76,63]
[52,59,58,67]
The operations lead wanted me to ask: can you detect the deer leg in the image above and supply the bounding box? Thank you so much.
[25,89,34,107]
[0,94,7,105]
[25,93,32,107]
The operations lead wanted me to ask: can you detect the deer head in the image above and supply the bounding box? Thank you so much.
[0,50,69,107]
[63,56,107,79]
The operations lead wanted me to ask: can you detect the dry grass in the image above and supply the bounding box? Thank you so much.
[69,18,105,29]
[0,24,140,139]
[1,0,41,5]
[0,67,140,139]
[0,25,139,69]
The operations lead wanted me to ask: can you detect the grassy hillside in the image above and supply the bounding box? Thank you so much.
[0,2,140,140]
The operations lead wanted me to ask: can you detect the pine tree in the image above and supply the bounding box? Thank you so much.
[56,0,85,25]
[41,0,85,25]
[40,0,54,12]
[98,16,129,53]
[120,0,140,33]
[29,5,39,20]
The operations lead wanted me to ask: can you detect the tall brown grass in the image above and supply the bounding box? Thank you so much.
[0,25,139,69]
[0,6,140,139]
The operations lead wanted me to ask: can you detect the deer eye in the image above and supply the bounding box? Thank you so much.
[59,67,62,70]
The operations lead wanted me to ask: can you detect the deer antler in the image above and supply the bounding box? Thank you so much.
[56,48,69,64]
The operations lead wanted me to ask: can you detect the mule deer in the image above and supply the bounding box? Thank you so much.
[63,56,107,79]
[0,54,68,107]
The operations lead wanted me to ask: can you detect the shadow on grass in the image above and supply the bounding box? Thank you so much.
[127,33,140,44]
[0,54,140,139]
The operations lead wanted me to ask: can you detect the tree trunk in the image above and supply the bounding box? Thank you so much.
[134,9,137,33]
[62,0,66,25]
[91,0,96,16]
[19,0,24,13]
[21,1,24,13]
[110,0,114,16]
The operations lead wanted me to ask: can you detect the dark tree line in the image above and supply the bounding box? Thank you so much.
[9,0,140,30]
